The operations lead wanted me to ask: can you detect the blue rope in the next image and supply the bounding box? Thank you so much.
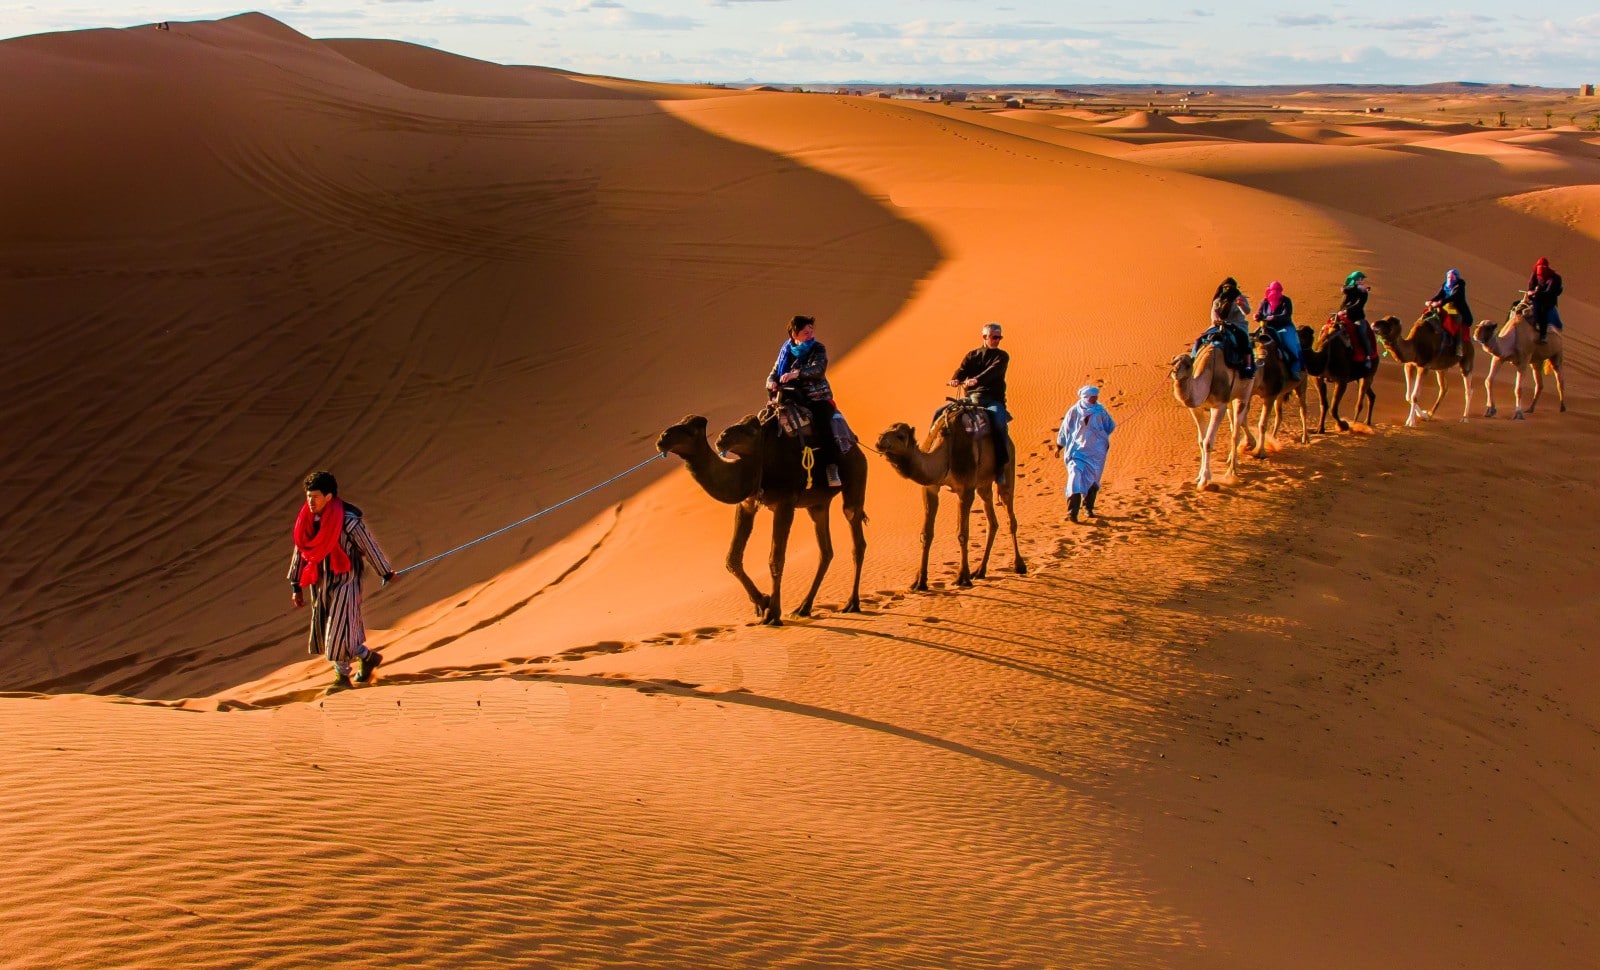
[394,452,666,577]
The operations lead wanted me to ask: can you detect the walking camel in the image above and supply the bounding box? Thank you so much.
[1170,341,1253,489]
[1373,312,1474,427]
[875,404,1024,590]
[656,413,866,625]
[1474,299,1566,419]
[1298,322,1378,432]
[1245,329,1309,456]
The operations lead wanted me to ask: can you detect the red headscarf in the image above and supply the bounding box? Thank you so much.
[293,497,352,588]
[1263,281,1284,312]
[1534,257,1552,280]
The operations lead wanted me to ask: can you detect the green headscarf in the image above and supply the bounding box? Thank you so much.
[1345,270,1367,287]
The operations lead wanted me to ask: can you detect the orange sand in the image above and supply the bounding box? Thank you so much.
[2,14,1597,968]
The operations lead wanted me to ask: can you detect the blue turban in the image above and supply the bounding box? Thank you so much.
[1079,385,1101,399]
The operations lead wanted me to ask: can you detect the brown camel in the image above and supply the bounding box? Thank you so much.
[1373,312,1474,427]
[1299,321,1379,432]
[875,404,1023,591]
[1245,328,1309,456]
[657,413,866,625]
[1170,341,1253,489]
[1473,300,1567,419]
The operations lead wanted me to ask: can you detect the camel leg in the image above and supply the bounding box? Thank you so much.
[1402,365,1419,426]
[1001,477,1025,575]
[1426,369,1447,420]
[1459,367,1472,422]
[1191,407,1211,488]
[763,504,795,626]
[1194,407,1221,489]
[1482,356,1500,417]
[1295,386,1310,443]
[1316,378,1331,434]
[954,487,977,587]
[1251,397,1269,458]
[1513,364,1527,420]
[1528,364,1543,414]
[1361,376,1378,426]
[792,504,833,618]
[840,502,866,613]
[912,486,938,592]
[726,503,769,617]
[1330,380,1351,432]
[1225,397,1246,481]
[973,484,998,581]
[1551,356,1567,412]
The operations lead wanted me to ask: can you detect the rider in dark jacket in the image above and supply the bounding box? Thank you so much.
[1340,270,1378,363]
[1254,280,1302,379]
[1427,268,1473,358]
[1527,257,1564,343]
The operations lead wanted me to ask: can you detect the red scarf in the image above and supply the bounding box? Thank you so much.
[293,497,352,588]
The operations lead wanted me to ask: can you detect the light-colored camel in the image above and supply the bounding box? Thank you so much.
[1170,341,1253,489]
[657,413,866,625]
[1373,313,1474,427]
[1245,328,1309,456]
[875,405,1023,591]
[1473,301,1567,419]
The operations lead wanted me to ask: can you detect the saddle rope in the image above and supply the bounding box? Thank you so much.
[800,445,816,489]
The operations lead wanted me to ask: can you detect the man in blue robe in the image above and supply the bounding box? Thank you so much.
[1057,385,1116,522]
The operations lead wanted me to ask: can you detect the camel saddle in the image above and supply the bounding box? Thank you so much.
[1322,312,1377,364]
[1195,323,1253,374]
[930,399,991,440]
[759,401,858,455]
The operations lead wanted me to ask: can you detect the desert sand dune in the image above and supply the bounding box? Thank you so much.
[2,14,1598,969]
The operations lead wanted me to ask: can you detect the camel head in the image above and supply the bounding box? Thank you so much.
[874,422,919,458]
[1373,315,1403,342]
[656,414,709,459]
[714,414,764,458]
[1473,318,1498,345]
[1168,351,1194,382]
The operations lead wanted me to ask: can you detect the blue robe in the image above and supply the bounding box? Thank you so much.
[1058,402,1116,496]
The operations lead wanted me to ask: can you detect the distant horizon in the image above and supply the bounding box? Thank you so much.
[3,3,1597,88]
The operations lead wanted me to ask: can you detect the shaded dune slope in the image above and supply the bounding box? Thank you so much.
[0,15,939,697]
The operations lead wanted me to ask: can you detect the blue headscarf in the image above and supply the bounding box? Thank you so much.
[1078,385,1104,411]
[1445,269,1460,287]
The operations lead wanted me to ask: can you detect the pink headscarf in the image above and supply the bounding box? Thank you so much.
[1262,281,1284,312]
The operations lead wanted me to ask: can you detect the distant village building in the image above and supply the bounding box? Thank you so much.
[1581,84,1596,97]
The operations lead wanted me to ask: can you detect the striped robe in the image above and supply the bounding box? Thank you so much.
[287,505,394,666]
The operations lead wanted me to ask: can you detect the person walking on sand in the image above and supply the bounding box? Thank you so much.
[949,321,1013,485]
[289,470,397,694]
[1057,385,1116,523]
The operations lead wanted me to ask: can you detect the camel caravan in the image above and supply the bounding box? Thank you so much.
[655,261,1569,622]
[1169,265,1570,488]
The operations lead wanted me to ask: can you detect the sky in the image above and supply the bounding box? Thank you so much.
[3,1,1598,86]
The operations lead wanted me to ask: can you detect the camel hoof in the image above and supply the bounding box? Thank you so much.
[973,569,988,581]
[839,600,862,614]
[1458,417,1469,424]
[1560,403,1568,413]
[1015,560,1028,575]
[1484,407,1497,418]
[791,606,813,619]
[1513,410,1526,421]
[1337,421,1350,432]
[956,575,974,588]
[1526,405,1536,415]
[761,614,784,627]
[910,579,928,593]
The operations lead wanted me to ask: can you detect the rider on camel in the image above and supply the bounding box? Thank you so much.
[1197,277,1255,378]
[1254,280,1303,379]
[948,321,1013,486]
[1527,257,1563,343]
[1426,268,1473,358]
[766,314,843,487]
[1340,270,1379,364]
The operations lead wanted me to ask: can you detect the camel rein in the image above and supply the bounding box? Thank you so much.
[394,452,667,577]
